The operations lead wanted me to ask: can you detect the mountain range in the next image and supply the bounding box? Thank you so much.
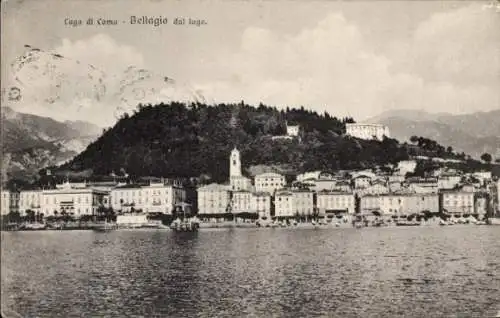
[1,106,101,182]
[367,109,500,160]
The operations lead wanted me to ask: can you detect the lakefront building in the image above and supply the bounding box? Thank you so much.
[251,192,272,218]
[1,190,10,215]
[231,191,272,218]
[439,188,474,215]
[197,183,231,215]
[316,191,355,214]
[42,182,108,217]
[292,190,315,216]
[274,190,294,217]
[345,123,390,141]
[19,190,43,215]
[231,190,252,213]
[110,181,186,214]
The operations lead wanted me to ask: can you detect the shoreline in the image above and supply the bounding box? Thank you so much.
[1,221,493,232]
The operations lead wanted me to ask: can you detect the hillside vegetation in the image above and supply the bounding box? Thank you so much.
[57,102,472,183]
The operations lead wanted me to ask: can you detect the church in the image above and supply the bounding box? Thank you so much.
[229,148,252,191]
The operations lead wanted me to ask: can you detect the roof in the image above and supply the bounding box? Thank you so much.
[275,190,293,196]
[255,172,284,178]
[197,183,230,191]
[317,190,353,195]
[346,123,387,128]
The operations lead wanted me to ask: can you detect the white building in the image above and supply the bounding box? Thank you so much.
[292,190,314,216]
[345,123,390,140]
[230,176,252,191]
[42,182,108,217]
[356,181,389,196]
[360,195,381,214]
[472,171,492,184]
[231,191,271,218]
[440,188,474,215]
[110,182,185,214]
[353,175,372,189]
[438,174,462,190]
[497,179,500,212]
[316,191,355,214]
[19,190,43,215]
[254,172,286,194]
[296,171,322,182]
[251,192,272,218]
[197,183,231,215]
[379,194,404,216]
[231,191,252,213]
[275,190,294,217]
[286,124,300,137]
[1,190,10,215]
[396,160,417,175]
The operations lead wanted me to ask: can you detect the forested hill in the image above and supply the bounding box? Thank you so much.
[59,102,423,182]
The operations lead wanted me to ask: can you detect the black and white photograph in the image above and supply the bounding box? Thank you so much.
[1,0,500,317]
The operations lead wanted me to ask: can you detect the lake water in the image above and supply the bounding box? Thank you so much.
[2,227,500,317]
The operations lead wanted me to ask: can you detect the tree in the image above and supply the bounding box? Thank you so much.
[480,153,492,164]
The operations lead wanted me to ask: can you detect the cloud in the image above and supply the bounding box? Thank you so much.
[53,34,145,74]
[195,13,395,117]
[194,5,499,120]
[402,3,499,85]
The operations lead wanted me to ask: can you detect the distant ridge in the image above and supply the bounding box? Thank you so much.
[368,109,500,159]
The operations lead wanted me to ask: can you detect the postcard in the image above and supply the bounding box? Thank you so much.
[1,0,500,317]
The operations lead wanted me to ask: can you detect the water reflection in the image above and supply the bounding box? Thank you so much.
[2,227,500,317]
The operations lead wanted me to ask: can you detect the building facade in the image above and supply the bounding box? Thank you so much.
[440,189,474,215]
[360,195,381,214]
[353,175,372,189]
[230,176,252,191]
[42,183,108,217]
[275,191,294,217]
[345,123,390,140]
[254,172,286,194]
[111,182,186,214]
[19,190,43,215]
[231,191,252,213]
[251,193,272,218]
[1,190,10,215]
[286,124,300,137]
[292,190,315,216]
[231,191,271,218]
[197,183,231,215]
[438,174,462,190]
[316,191,355,214]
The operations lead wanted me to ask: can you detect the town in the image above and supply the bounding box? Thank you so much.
[1,123,499,230]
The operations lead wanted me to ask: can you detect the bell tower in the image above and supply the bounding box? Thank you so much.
[230,148,241,177]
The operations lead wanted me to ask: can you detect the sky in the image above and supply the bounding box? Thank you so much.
[1,0,499,127]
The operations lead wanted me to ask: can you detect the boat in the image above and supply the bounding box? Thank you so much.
[396,220,420,226]
[115,214,165,230]
[171,202,199,232]
[22,223,47,231]
[487,217,500,225]
[270,220,280,228]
